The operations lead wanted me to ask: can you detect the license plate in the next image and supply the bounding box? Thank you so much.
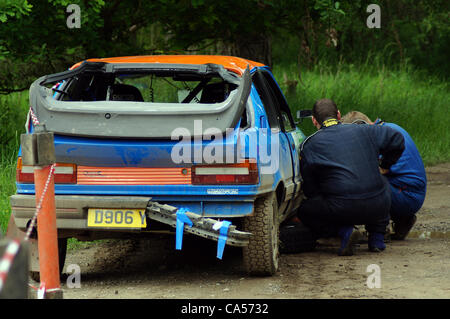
[87,209,147,228]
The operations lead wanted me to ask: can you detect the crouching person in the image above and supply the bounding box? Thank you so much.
[341,111,427,240]
[297,99,405,255]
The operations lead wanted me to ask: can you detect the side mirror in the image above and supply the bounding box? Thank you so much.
[295,109,313,124]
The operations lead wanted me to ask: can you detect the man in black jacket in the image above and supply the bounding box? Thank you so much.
[297,99,405,255]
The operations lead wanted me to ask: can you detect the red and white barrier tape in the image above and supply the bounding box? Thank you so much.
[0,239,21,292]
[24,164,56,242]
[29,107,40,126]
[25,107,39,134]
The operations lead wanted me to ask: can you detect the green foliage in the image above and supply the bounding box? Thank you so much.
[0,0,32,23]
[0,0,448,95]
[0,0,32,58]
[273,0,449,79]
[273,62,450,165]
[0,91,28,149]
[313,0,345,21]
[0,0,147,93]
[0,158,16,234]
[0,91,28,234]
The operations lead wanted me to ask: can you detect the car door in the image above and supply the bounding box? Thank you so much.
[252,68,297,214]
[258,69,305,210]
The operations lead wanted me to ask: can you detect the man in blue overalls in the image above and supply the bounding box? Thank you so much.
[341,111,427,240]
[297,99,405,255]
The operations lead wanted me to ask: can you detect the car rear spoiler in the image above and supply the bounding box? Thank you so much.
[29,62,252,139]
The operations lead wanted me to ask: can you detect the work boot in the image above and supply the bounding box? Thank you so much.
[391,215,417,240]
[368,232,386,252]
[338,226,361,256]
[357,226,391,244]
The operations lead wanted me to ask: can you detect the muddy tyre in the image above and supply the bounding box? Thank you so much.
[243,192,279,276]
[30,238,68,282]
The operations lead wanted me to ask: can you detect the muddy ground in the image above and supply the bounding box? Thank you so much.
[38,163,450,299]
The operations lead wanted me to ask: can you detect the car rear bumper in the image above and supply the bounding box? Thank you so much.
[10,194,255,231]
[10,194,151,230]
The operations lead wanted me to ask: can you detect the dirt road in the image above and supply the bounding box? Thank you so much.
[49,164,450,299]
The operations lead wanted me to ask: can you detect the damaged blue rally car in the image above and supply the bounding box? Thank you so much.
[8,55,308,277]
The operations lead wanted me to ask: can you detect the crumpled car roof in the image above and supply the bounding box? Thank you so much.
[70,55,266,76]
[30,57,253,139]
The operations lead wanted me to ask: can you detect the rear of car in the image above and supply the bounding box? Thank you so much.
[9,55,304,276]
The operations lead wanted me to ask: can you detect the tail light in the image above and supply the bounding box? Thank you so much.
[192,159,258,185]
[16,157,77,184]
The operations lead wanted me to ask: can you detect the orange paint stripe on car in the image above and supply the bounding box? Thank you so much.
[77,167,191,185]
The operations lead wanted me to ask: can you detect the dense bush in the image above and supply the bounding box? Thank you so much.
[0,92,28,153]
[274,62,450,165]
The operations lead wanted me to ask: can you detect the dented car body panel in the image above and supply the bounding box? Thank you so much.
[11,55,306,238]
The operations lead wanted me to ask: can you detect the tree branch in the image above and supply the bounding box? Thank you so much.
[0,87,29,95]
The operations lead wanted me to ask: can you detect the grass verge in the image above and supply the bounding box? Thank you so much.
[273,62,450,165]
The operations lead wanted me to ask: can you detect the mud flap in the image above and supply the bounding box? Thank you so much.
[146,201,251,247]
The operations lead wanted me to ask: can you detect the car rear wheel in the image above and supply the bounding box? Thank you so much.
[30,238,68,282]
[242,192,279,276]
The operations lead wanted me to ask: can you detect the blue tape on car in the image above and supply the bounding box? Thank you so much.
[176,208,193,250]
[216,221,232,259]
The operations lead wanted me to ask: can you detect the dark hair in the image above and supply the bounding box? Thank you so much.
[312,99,338,124]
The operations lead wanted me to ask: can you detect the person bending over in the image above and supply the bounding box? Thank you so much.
[341,111,426,240]
[297,99,405,255]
